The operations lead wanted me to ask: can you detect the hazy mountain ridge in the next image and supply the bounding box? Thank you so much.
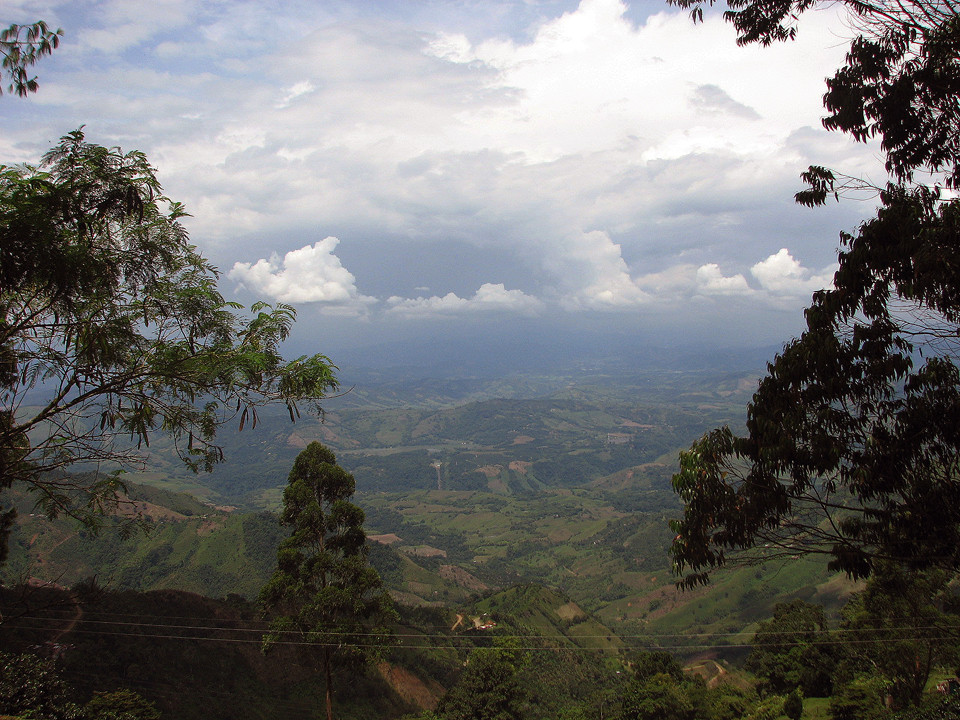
[116,368,758,510]
[331,332,780,381]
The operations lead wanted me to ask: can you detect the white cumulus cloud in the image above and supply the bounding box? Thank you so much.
[386,283,543,319]
[228,237,376,313]
[751,248,836,296]
[696,263,753,296]
[556,230,651,309]
[0,0,880,349]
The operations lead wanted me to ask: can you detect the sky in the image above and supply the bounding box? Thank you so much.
[1,0,887,367]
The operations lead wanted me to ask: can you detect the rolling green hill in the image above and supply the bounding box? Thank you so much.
[4,475,859,659]
[3,369,861,683]
[114,371,756,509]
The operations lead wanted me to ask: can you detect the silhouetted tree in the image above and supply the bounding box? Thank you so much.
[0,21,61,97]
[670,0,960,584]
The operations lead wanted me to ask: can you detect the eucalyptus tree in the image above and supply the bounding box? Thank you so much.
[260,442,394,720]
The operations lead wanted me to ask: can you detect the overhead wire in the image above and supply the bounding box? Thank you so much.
[5,607,960,637]
[3,611,958,652]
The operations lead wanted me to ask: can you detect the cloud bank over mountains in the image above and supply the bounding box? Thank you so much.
[2,0,882,350]
[230,236,836,319]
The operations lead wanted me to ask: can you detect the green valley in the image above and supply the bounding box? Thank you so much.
[5,369,859,651]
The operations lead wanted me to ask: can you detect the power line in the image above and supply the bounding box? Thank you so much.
[4,616,958,653]
[6,610,959,640]
[8,597,957,631]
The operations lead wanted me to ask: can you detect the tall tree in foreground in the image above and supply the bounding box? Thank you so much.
[260,442,394,720]
[0,130,338,562]
[668,0,960,584]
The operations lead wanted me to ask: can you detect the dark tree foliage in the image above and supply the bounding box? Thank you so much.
[0,650,81,719]
[434,642,530,720]
[0,131,338,562]
[673,186,960,582]
[706,685,752,720]
[829,675,888,720]
[617,654,752,720]
[259,442,394,720]
[893,695,960,720]
[0,21,62,97]
[85,689,161,720]
[745,600,836,697]
[783,689,804,720]
[630,649,685,684]
[838,564,960,707]
[618,673,695,720]
[668,0,960,585]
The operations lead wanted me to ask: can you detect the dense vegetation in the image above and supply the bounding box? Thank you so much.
[4,0,960,716]
[3,576,959,720]
[5,386,958,718]
[670,0,960,583]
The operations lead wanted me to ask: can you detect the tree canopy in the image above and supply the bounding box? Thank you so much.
[619,672,694,720]
[616,651,751,720]
[745,600,835,697]
[0,130,338,561]
[433,642,531,720]
[669,0,960,584]
[838,564,960,707]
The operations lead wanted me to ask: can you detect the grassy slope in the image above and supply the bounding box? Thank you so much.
[5,478,859,671]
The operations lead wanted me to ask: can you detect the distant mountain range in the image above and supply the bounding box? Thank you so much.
[331,327,781,381]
